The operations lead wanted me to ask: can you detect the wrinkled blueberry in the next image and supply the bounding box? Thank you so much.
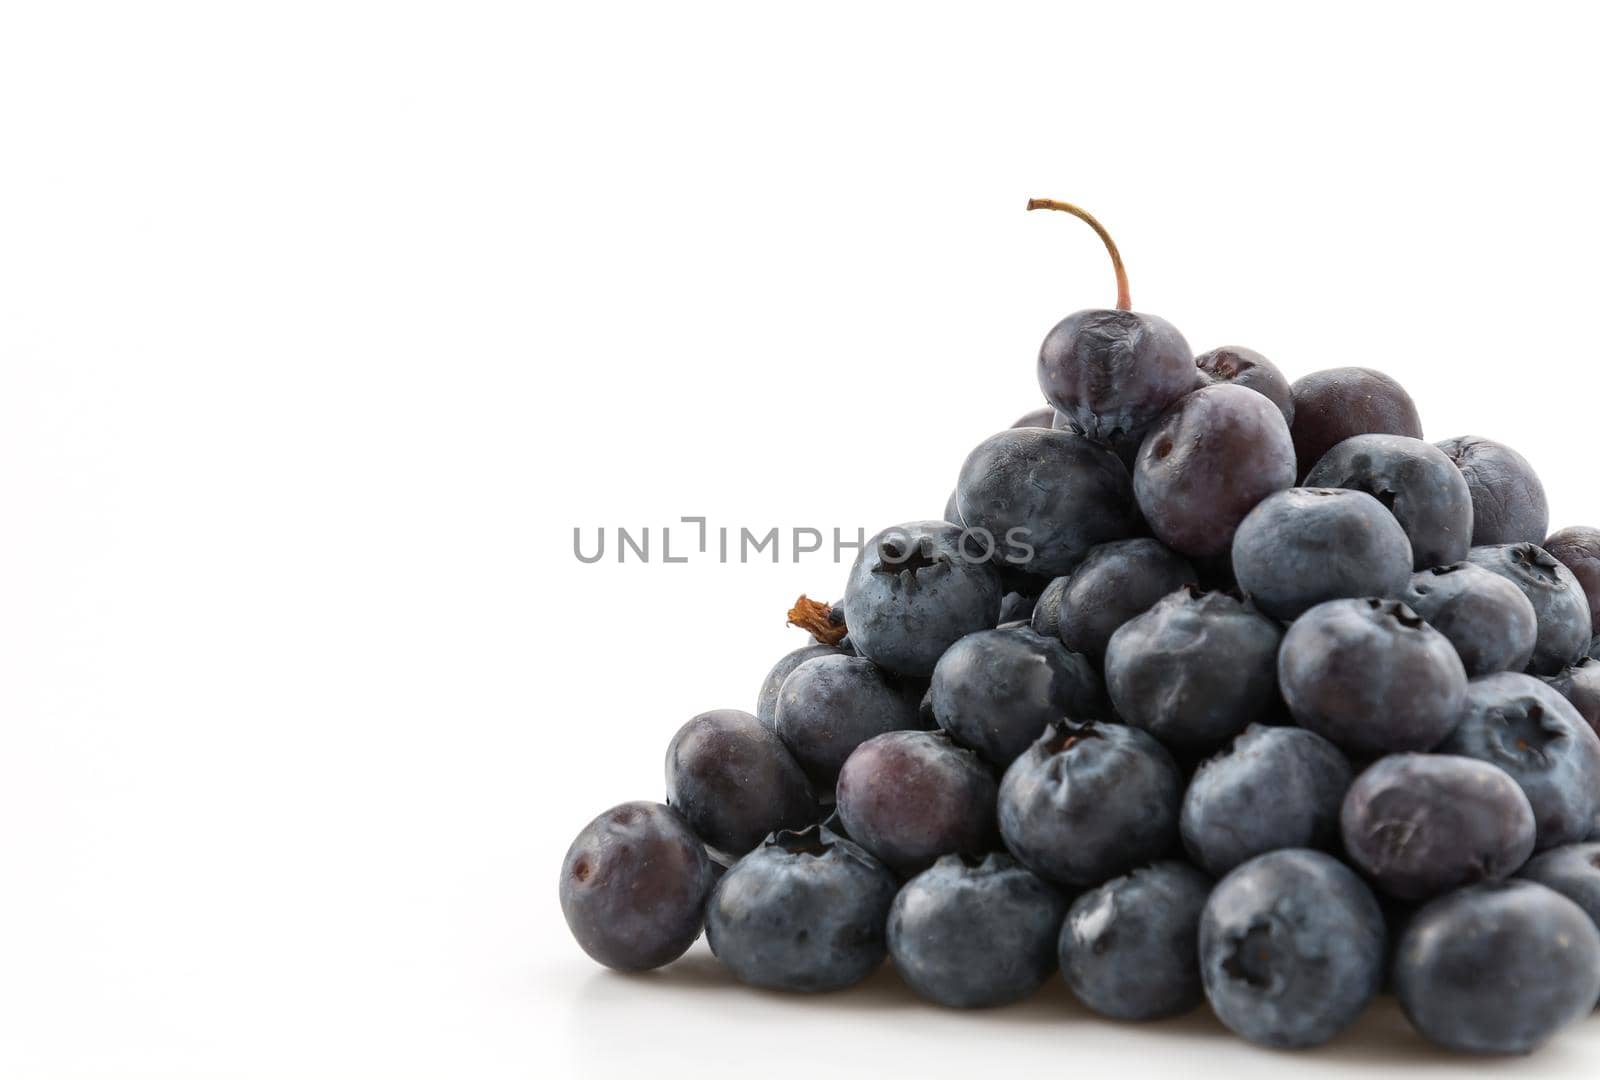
[1340,754,1536,901]
[666,709,820,857]
[1059,860,1211,1021]
[1038,308,1198,445]
[756,643,847,729]
[1545,525,1600,625]
[1304,433,1473,570]
[1054,538,1196,661]
[1194,346,1295,426]
[773,653,922,788]
[1400,562,1537,677]
[1436,436,1549,546]
[888,853,1067,1008]
[560,802,717,972]
[1466,542,1592,675]
[1542,656,1600,737]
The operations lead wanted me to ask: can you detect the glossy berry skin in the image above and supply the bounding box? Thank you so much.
[772,654,922,788]
[1466,543,1592,675]
[1037,308,1198,445]
[1231,488,1413,621]
[1304,434,1473,570]
[560,802,717,972]
[1519,842,1600,934]
[705,826,899,992]
[955,428,1139,578]
[1436,436,1549,546]
[844,521,1004,678]
[1340,754,1536,901]
[1134,384,1296,558]
[1194,346,1294,426]
[835,730,998,876]
[1106,588,1282,749]
[1059,861,1212,1021]
[888,853,1068,1008]
[1279,598,1466,756]
[666,710,820,856]
[1438,673,1600,850]
[1181,725,1352,878]
[1288,366,1423,480]
[1199,849,1386,1050]
[1400,562,1537,677]
[1055,539,1196,661]
[1543,656,1600,736]
[1394,881,1600,1054]
[997,721,1182,888]
[1011,405,1057,429]
[1543,525,1600,625]
[756,643,846,729]
[929,626,1103,767]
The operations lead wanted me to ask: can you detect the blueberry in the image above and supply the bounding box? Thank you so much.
[1231,488,1413,621]
[929,626,1103,767]
[1544,525,1600,625]
[997,721,1182,888]
[1437,673,1600,850]
[1052,409,1144,470]
[1436,436,1549,546]
[1278,598,1466,755]
[756,643,846,729]
[1028,574,1070,638]
[1011,405,1057,429]
[942,487,962,525]
[560,802,717,972]
[843,521,1004,677]
[772,653,922,788]
[1198,849,1385,1049]
[1054,539,1196,662]
[665,709,820,857]
[1134,384,1296,559]
[1303,434,1473,570]
[1037,308,1198,446]
[1340,754,1536,901]
[1181,725,1352,877]
[1400,562,1537,677]
[1288,366,1423,481]
[1106,588,1282,750]
[887,853,1067,1008]
[1194,346,1295,426]
[955,428,1139,578]
[1465,542,1592,675]
[835,730,998,876]
[1542,656,1600,736]
[1520,842,1600,937]
[1394,880,1600,1054]
[705,826,899,992]
[1059,861,1212,1021]
[996,590,1037,625]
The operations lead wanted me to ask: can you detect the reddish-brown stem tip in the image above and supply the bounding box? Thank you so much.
[787,595,848,646]
[1026,198,1131,311]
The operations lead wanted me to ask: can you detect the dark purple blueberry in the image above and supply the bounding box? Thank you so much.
[997,721,1182,888]
[955,428,1139,578]
[1059,861,1211,1021]
[1519,842,1600,936]
[1011,405,1057,429]
[929,626,1103,767]
[1340,754,1536,901]
[1028,574,1070,638]
[1194,346,1295,426]
[559,802,716,972]
[1436,436,1549,546]
[1279,598,1466,756]
[1544,525,1600,625]
[1400,562,1537,677]
[1231,488,1413,621]
[665,709,820,857]
[1199,849,1385,1049]
[756,643,846,729]
[888,853,1067,1008]
[1037,308,1198,445]
[1181,725,1353,877]
[1304,434,1473,569]
[1438,673,1600,850]
[1106,588,1282,749]
[1055,538,1196,661]
[1542,657,1600,737]
[772,653,921,788]
[835,730,998,876]
[1465,542,1593,675]
[705,826,898,992]
[1134,384,1296,558]
[843,521,1004,678]
[1394,881,1600,1054]
[1288,366,1422,480]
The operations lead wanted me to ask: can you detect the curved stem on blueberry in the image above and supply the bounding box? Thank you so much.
[1026,198,1131,311]
[787,595,848,646]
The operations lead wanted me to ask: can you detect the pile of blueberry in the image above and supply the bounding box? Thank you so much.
[560,201,1600,1055]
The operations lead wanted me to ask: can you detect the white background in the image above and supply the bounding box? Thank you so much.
[3,1,1599,1076]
